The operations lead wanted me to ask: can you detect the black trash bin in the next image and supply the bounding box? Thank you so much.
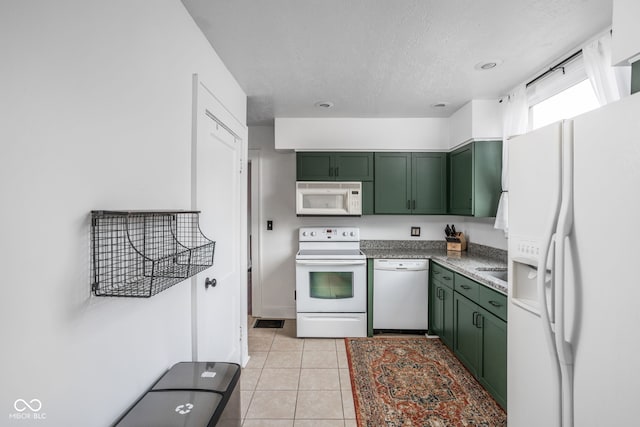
[116,362,241,427]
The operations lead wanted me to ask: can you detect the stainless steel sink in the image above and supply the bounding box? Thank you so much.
[476,268,508,282]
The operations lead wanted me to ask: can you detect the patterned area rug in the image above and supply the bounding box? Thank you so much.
[346,337,506,427]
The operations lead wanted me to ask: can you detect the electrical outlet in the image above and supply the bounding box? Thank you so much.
[267,220,273,230]
[411,226,421,237]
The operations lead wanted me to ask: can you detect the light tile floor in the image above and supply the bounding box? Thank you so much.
[243,318,357,427]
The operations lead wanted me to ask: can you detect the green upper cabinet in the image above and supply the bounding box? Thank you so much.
[296,152,373,182]
[334,152,374,181]
[374,153,412,214]
[448,141,502,217]
[296,152,334,181]
[296,152,374,214]
[449,145,473,214]
[413,153,447,214]
[375,152,446,214]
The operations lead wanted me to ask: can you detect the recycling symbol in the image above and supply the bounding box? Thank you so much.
[175,403,194,415]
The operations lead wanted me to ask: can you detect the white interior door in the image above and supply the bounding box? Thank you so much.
[192,76,245,363]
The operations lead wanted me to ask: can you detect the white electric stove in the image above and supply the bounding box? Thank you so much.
[295,227,367,337]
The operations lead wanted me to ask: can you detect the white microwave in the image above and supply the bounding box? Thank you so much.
[296,181,362,216]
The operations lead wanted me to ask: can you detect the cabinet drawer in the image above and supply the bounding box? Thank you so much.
[479,286,507,321]
[431,263,454,289]
[454,273,479,301]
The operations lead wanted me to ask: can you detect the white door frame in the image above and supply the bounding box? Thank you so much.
[190,74,248,366]
[248,149,262,317]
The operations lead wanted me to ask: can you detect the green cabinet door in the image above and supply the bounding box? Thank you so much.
[367,259,374,337]
[375,152,446,214]
[478,306,507,409]
[453,292,480,376]
[429,262,455,349]
[297,152,374,182]
[430,282,444,336]
[449,145,474,215]
[448,141,502,217]
[473,141,503,217]
[374,152,412,214]
[441,284,454,349]
[296,152,374,214]
[413,152,447,214]
[335,152,374,181]
[297,153,335,181]
[361,181,374,215]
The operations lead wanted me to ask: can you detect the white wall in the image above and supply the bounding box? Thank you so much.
[275,117,450,151]
[0,1,245,425]
[612,0,640,65]
[250,126,506,319]
[449,100,502,148]
[274,101,501,152]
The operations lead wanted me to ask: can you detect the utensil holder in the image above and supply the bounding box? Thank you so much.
[446,232,467,252]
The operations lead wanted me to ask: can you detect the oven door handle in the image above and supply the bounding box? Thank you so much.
[296,260,366,266]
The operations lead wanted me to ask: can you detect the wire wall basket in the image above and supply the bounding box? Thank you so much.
[91,210,215,298]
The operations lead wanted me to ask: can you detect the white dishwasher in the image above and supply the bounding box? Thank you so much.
[373,259,429,331]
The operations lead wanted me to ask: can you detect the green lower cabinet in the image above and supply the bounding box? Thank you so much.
[430,282,444,333]
[430,280,454,349]
[453,292,481,375]
[478,306,507,409]
[430,262,507,408]
[367,259,374,337]
[453,291,507,409]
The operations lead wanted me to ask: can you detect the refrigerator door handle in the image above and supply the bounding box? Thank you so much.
[555,121,575,367]
[554,120,575,427]
[533,122,564,426]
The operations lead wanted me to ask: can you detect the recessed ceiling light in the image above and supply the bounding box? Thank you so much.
[474,60,503,71]
[431,102,449,108]
[314,101,334,109]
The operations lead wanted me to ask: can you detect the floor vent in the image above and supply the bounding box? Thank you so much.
[253,319,285,329]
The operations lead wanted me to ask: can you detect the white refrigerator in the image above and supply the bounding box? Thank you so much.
[508,92,640,427]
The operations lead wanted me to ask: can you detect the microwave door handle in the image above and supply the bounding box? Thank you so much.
[296,260,366,266]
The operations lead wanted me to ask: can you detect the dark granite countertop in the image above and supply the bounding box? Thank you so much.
[361,240,508,294]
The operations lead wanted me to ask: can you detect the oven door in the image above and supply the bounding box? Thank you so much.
[295,259,366,312]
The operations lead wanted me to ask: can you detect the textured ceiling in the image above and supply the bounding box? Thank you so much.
[182,0,612,125]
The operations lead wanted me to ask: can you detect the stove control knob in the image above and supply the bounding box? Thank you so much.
[302,231,307,237]
[350,232,355,237]
[310,232,316,237]
[342,232,348,236]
